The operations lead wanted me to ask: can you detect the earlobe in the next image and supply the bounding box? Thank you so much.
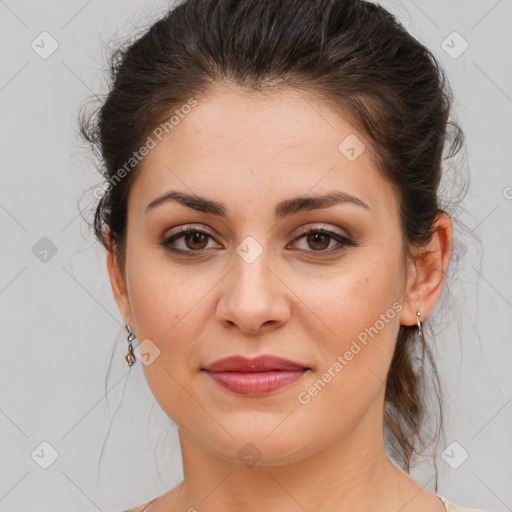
[399,212,453,327]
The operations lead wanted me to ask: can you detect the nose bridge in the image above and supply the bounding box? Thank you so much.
[232,236,275,302]
[217,235,290,334]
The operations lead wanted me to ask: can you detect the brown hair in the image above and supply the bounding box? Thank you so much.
[81,0,466,486]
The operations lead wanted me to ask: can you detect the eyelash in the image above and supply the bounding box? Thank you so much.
[160,225,355,258]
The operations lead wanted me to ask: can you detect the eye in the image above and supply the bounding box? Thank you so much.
[289,226,355,256]
[161,226,220,256]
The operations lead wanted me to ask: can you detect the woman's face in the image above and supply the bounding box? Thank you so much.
[109,85,416,465]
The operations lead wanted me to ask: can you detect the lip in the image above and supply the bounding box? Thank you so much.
[203,355,309,372]
[202,355,311,396]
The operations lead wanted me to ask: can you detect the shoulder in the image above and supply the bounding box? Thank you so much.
[438,495,488,512]
[121,499,156,512]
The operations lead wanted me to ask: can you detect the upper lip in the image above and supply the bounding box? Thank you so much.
[202,355,310,373]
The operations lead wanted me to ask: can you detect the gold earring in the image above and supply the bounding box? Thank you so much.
[125,325,136,366]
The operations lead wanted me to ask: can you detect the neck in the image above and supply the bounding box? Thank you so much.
[171,402,426,512]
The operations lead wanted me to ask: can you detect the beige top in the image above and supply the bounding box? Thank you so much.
[122,495,486,511]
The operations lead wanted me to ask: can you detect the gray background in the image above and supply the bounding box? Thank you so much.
[1,1,511,511]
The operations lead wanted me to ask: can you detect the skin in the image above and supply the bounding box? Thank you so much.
[106,84,452,512]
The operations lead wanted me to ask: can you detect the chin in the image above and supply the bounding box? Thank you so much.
[199,425,314,467]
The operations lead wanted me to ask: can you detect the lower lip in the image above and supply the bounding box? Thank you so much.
[204,369,309,395]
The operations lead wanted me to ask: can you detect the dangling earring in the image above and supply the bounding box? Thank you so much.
[416,311,423,344]
[125,325,136,367]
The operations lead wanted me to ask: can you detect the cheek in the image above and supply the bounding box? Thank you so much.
[124,252,212,423]
[306,248,401,333]
[292,279,401,436]
[124,245,219,370]
[127,262,206,343]
[301,251,403,387]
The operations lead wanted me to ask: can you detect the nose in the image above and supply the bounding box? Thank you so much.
[216,250,291,336]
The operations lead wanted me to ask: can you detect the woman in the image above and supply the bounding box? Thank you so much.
[81,0,484,510]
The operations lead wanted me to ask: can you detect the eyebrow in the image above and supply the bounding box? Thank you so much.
[145,190,370,219]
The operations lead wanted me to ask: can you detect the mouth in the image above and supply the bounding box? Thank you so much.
[201,355,311,396]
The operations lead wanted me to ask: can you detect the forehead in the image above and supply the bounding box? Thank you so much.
[129,86,398,219]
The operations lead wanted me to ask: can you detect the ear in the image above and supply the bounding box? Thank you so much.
[104,227,134,328]
[399,212,453,326]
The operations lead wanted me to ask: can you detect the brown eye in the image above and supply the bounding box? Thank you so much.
[290,227,355,256]
[161,227,219,255]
